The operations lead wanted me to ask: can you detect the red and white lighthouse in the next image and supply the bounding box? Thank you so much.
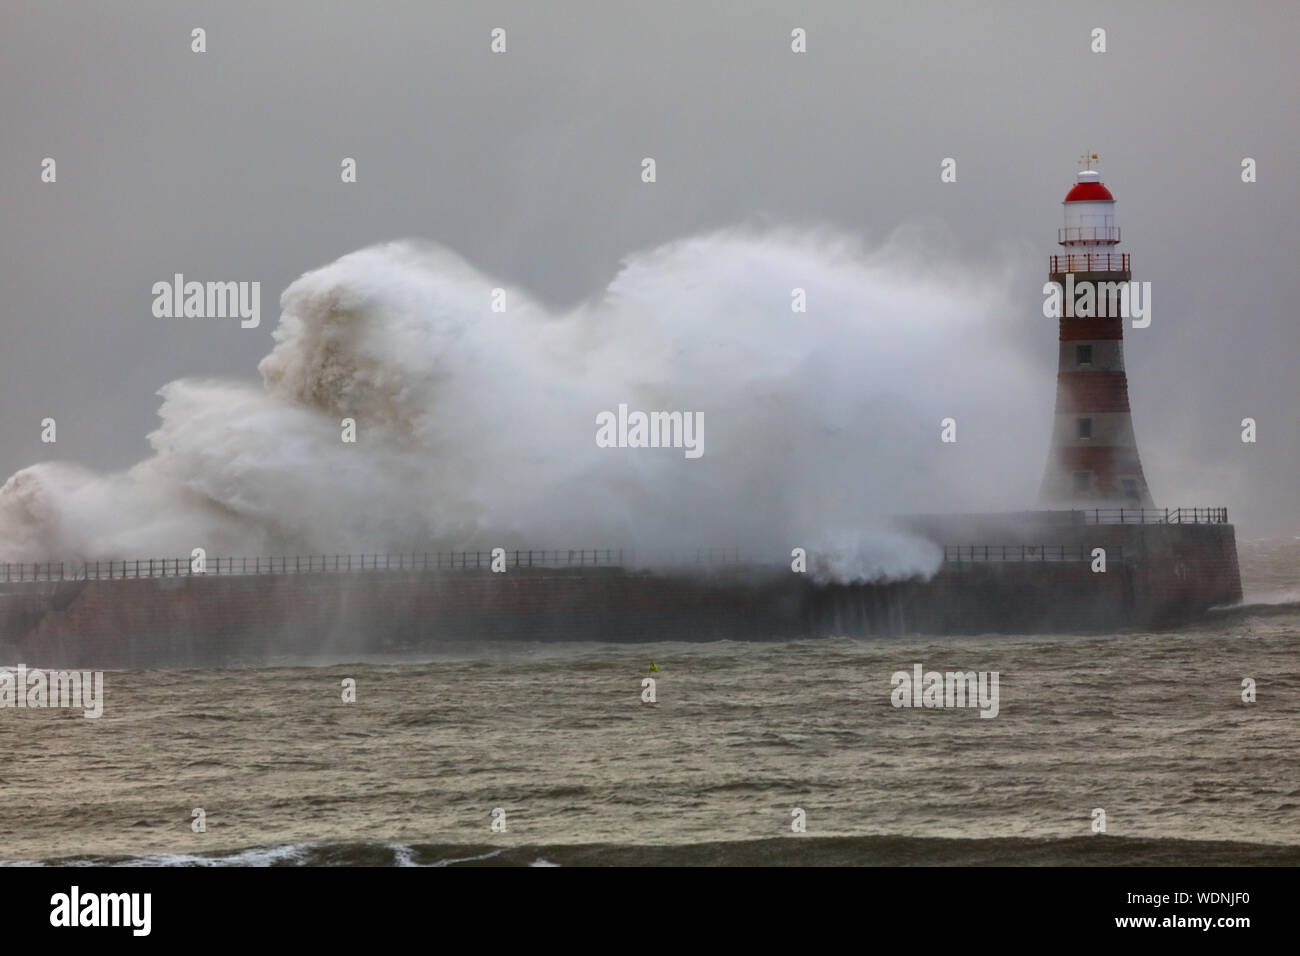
[1039,159,1154,507]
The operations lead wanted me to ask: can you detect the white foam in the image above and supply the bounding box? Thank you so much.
[0,229,1043,583]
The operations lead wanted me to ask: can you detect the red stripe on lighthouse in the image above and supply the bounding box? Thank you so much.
[1059,318,1124,341]
[1046,446,1145,497]
[1054,371,1132,412]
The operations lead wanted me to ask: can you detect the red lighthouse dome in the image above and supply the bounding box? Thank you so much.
[1064,177,1114,202]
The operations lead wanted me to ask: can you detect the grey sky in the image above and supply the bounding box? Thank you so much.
[1,0,1296,536]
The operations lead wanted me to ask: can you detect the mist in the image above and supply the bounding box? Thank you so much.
[0,227,1052,581]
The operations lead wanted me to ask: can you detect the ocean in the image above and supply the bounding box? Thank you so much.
[2,538,1297,866]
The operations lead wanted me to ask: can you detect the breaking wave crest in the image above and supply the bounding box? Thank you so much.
[0,227,1045,583]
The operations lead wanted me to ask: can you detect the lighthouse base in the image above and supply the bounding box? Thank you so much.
[812,521,1241,637]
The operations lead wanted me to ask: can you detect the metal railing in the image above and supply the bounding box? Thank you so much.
[0,548,752,582]
[1058,226,1121,244]
[1065,507,1228,525]
[1048,253,1130,273]
[944,544,1123,563]
[0,512,1228,582]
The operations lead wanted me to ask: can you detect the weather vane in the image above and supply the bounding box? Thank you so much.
[1078,152,1100,171]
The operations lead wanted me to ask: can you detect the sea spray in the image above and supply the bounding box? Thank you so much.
[0,227,1048,582]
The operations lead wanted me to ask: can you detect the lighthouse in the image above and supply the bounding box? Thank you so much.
[1039,158,1154,508]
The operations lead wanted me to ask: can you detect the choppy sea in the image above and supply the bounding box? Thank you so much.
[2,539,1296,866]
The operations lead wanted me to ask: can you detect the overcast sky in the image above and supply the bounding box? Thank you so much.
[1,0,1296,537]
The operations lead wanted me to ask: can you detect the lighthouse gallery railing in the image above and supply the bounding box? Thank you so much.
[1048,253,1130,273]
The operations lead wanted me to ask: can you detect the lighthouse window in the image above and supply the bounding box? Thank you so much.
[1076,344,1093,367]
[1077,418,1093,440]
[1073,471,1092,492]
[1122,479,1140,499]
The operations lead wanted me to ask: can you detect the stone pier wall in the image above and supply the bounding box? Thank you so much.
[0,523,1243,669]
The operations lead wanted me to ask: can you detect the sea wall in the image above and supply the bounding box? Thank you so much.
[892,515,1242,629]
[0,568,807,669]
[0,522,1243,668]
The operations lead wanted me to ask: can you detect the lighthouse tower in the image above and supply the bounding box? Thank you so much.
[1039,159,1154,507]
